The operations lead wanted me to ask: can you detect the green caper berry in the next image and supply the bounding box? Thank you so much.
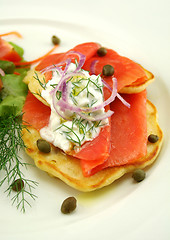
[0,60,15,74]
[61,197,77,214]
[132,169,146,182]
[148,134,159,143]
[52,35,61,45]
[36,139,51,153]
[11,179,24,192]
[97,47,107,57]
[102,64,114,76]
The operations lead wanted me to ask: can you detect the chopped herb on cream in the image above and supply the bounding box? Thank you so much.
[39,63,108,153]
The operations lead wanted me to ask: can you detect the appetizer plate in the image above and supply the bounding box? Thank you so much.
[0,1,170,239]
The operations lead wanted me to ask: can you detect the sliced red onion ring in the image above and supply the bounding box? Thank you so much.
[40,52,85,99]
[40,58,72,75]
[62,58,72,75]
[67,51,86,72]
[57,76,117,114]
[49,59,72,95]
[61,81,67,102]
[52,95,71,120]
[0,68,5,76]
[51,72,86,118]
[102,79,130,108]
[58,71,85,92]
[102,78,112,91]
[90,59,98,74]
[41,50,85,75]
[116,93,130,108]
[91,60,130,109]
[40,54,122,121]
[41,65,63,75]
[50,71,86,97]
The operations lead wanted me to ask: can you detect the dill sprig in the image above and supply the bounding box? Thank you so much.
[56,90,62,100]
[33,71,47,90]
[70,75,103,105]
[55,117,103,147]
[0,113,38,213]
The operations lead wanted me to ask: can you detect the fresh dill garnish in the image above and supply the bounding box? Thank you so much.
[74,58,78,68]
[50,83,58,89]
[70,76,103,106]
[0,113,38,213]
[55,117,103,147]
[56,90,62,100]
[57,123,82,146]
[89,99,98,107]
[31,89,42,98]
[70,92,78,105]
[33,71,47,90]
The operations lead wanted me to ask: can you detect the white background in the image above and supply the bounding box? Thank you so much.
[0,0,170,239]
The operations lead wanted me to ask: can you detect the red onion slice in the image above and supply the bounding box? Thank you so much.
[40,54,121,121]
[102,79,130,108]
[116,93,130,108]
[41,51,85,75]
[40,58,72,75]
[50,71,85,97]
[49,59,72,95]
[51,72,86,118]
[61,81,67,102]
[67,51,86,72]
[91,60,130,109]
[90,59,98,74]
[57,76,117,114]
[52,93,71,121]
[58,72,85,92]
[41,65,63,75]
[102,78,112,91]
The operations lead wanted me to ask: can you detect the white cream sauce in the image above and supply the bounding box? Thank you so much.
[39,63,108,153]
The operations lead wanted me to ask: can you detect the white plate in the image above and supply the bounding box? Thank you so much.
[0,1,170,240]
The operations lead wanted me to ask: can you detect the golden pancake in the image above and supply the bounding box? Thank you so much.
[22,100,163,192]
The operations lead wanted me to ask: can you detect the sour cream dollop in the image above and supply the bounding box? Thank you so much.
[39,63,108,153]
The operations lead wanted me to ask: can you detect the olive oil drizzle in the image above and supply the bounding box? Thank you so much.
[0,114,38,212]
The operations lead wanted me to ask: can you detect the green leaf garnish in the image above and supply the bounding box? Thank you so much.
[0,114,38,213]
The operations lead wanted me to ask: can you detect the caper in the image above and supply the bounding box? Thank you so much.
[132,169,146,182]
[148,134,159,143]
[36,139,51,153]
[11,179,24,192]
[52,35,61,45]
[0,60,15,74]
[61,196,77,214]
[102,64,114,76]
[97,47,107,57]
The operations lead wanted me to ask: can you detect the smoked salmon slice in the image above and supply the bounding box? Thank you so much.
[81,90,147,176]
[72,117,111,163]
[22,91,51,131]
